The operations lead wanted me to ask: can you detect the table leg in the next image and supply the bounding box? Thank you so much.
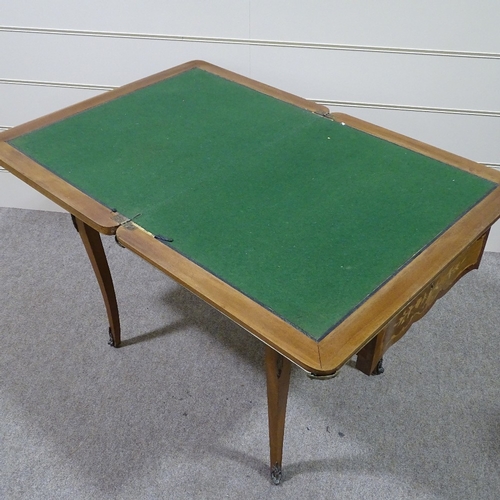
[355,334,386,375]
[71,215,121,347]
[265,346,291,485]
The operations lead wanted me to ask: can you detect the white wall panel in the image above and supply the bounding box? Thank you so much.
[1,0,499,248]
[1,85,104,127]
[1,0,250,37]
[250,0,500,52]
[0,31,251,89]
[249,46,500,111]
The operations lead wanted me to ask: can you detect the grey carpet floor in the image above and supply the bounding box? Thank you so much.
[1,207,499,500]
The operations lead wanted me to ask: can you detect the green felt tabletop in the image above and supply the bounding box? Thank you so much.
[8,68,496,340]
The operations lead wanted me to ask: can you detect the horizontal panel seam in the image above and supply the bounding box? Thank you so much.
[319,100,500,118]
[0,78,114,91]
[1,25,500,60]
[2,79,499,117]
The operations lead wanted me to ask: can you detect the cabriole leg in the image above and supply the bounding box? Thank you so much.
[72,215,121,347]
[265,346,291,485]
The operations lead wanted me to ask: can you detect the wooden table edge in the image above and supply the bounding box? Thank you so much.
[3,62,498,376]
[195,61,330,116]
[0,61,202,142]
[316,186,500,374]
[115,224,323,373]
[0,60,328,144]
[330,112,500,184]
[0,142,119,233]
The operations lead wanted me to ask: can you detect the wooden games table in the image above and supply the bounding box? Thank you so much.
[1,61,500,484]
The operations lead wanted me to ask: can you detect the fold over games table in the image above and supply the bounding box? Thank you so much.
[2,61,500,484]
